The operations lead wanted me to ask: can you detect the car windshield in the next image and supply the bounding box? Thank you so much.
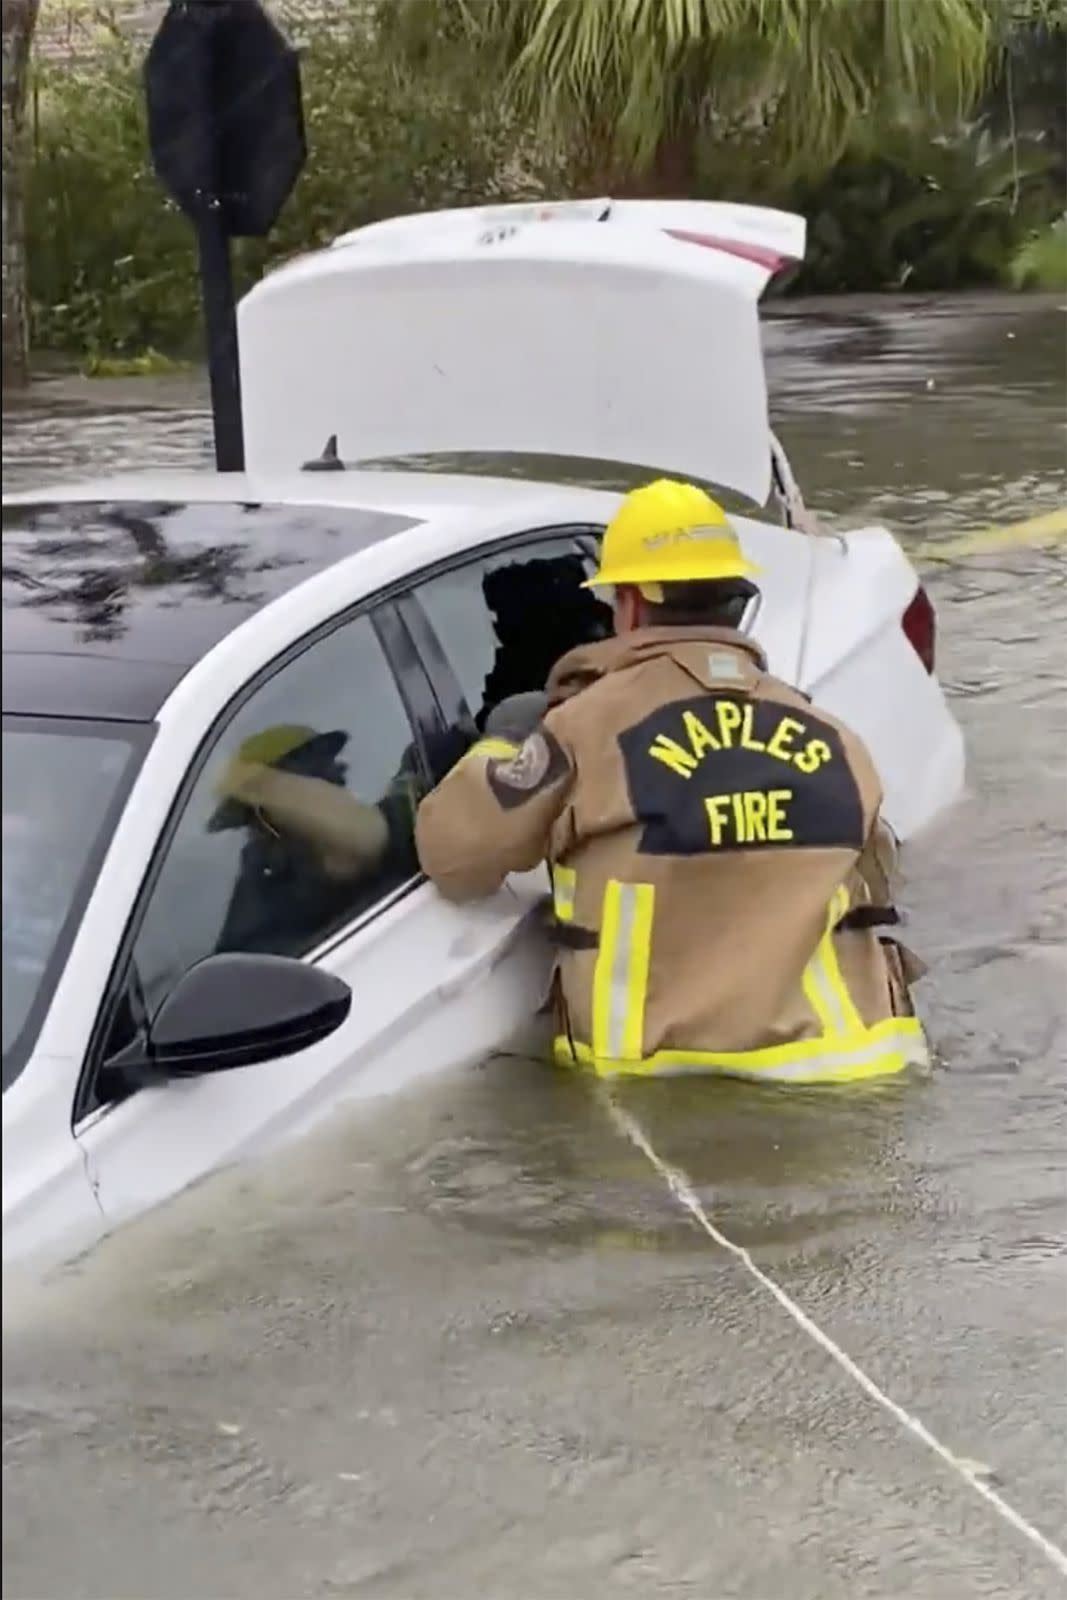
[2,718,147,1090]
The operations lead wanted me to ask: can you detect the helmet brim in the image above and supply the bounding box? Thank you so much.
[582,559,761,589]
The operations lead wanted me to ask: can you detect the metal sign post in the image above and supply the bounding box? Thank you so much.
[144,0,306,472]
[195,198,245,473]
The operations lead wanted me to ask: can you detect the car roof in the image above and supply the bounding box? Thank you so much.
[1,468,620,723]
[0,465,621,520]
[1,492,421,721]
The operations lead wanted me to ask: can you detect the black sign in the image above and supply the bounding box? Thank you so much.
[144,0,306,237]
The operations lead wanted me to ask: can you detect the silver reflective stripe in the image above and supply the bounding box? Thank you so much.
[806,952,851,1036]
[800,885,858,1038]
[604,884,639,1061]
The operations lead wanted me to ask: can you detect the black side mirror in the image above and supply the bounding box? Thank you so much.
[143,952,351,1079]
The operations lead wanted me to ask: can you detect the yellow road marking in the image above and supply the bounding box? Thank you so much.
[911,506,1067,563]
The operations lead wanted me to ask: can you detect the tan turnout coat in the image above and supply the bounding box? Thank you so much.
[415,628,928,1082]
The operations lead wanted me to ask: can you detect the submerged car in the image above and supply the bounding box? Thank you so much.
[2,199,964,1267]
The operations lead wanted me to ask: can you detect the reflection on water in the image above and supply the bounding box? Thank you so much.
[3,292,1066,1600]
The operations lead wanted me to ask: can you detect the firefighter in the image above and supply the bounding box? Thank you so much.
[415,478,928,1083]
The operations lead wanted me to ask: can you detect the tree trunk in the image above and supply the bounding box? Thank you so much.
[615,130,699,198]
[2,0,40,390]
[575,108,702,198]
[649,130,699,195]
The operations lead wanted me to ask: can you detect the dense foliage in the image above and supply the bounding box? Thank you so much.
[380,0,995,179]
[27,8,559,361]
[25,1,1067,364]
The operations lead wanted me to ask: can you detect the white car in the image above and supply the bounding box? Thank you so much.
[1,199,964,1267]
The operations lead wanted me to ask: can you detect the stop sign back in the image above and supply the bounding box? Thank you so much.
[144,0,306,237]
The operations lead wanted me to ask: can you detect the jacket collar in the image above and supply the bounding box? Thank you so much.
[548,626,768,705]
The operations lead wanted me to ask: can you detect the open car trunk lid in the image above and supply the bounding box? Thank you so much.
[238,199,805,506]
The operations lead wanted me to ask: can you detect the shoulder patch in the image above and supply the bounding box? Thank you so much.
[487,729,571,809]
[496,732,552,790]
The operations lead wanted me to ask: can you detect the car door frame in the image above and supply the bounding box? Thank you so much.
[71,594,451,1133]
[395,522,607,734]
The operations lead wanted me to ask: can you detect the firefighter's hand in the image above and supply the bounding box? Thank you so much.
[482,691,549,745]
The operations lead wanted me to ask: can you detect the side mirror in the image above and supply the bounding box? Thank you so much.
[146,952,351,1078]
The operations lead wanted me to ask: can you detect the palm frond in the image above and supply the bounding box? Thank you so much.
[382,0,998,176]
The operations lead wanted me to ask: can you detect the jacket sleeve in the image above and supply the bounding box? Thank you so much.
[415,722,575,902]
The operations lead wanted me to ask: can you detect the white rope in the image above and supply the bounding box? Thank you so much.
[602,1093,1067,1582]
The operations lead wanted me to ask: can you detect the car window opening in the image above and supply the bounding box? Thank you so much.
[416,542,613,747]
[475,550,613,728]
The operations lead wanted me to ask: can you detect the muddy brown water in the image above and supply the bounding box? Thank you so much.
[2,294,1066,1600]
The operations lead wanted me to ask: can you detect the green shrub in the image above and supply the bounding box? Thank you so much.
[624,114,1061,296]
[783,120,1058,294]
[27,10,558,362]
[28,51,201,359]
[1009,217,1067,289]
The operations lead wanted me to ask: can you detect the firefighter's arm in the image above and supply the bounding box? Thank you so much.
[219,763,390,878]
[415,723,574,902]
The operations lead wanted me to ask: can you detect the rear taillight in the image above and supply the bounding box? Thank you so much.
[901,585,936,674]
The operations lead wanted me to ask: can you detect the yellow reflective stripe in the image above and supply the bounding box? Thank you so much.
[591,880,656,1062]
[469,737,520,761]
[801,886,863,1038]
[552,863,577,922]
[554,1017,927,1085]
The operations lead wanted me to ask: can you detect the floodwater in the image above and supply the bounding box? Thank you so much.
[3,294,1066,1600]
